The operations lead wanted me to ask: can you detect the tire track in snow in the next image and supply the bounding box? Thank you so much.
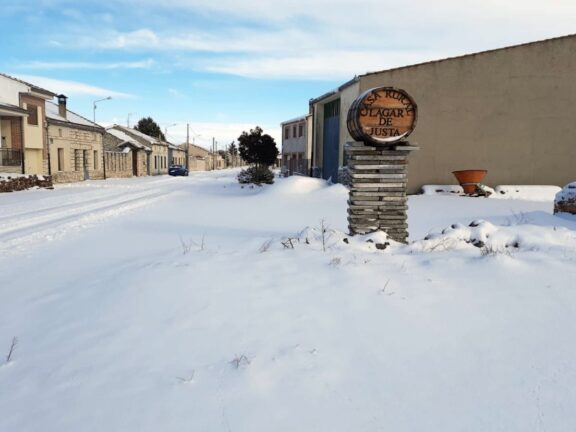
[0,188,171,255]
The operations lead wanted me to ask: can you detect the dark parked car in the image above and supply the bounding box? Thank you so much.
[169,165,189,176]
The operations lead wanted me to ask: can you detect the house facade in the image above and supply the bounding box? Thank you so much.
[109,125,169,176]
[104,127,151,177]
[0,73,56,175]
[310,34,576,192]
[47,95,105,183]
[184,143,210,171]
[281,115,312,176]
[168,143,187,167]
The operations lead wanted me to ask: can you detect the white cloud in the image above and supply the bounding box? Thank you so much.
[201,50,450,80]
[14,75,133,98]
[45,0,576,80]
[17,59,155,70]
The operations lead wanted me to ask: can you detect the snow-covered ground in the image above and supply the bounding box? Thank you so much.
[1,170,575,431]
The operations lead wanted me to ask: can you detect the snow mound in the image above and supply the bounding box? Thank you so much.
[555,182,576,202]
[265,176,330,195]
[494,185,561,201]
[421,184,464,195]
[410,219,576,255]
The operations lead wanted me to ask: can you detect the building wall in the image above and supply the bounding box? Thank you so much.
[189,157,208,171]
[0,75,26,105]
[312,81,359,173]
[20,94,48,175]
[357,35,576,192]
[171,148,187,166]
[150,143,168,175]
[186,144,210,171]
[48,124,104,183]
[104,151,132,178]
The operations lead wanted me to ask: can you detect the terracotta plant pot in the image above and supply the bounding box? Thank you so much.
[452,170,488,194]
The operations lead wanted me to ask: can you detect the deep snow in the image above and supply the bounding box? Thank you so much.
[1,170,575,432]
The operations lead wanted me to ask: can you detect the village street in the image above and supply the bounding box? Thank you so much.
[1,170,576,431]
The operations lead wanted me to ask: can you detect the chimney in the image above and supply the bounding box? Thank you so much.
[57,94,68,119]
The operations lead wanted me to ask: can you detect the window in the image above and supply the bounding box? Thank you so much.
[57,148,64,171]
[292,125,297,138]
[94,151,98,170]
[58,128,62,137]
[298,124,303,137]
[154,156,158,169]
[74,149,81,171]
[284,127,289,139]
[27,104,38,125]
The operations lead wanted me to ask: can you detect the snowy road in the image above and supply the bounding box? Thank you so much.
[1,171,576,432]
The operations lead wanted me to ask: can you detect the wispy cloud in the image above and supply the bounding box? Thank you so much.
[17,59,155,70]
[14,74,133,98]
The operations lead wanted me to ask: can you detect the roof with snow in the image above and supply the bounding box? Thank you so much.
[45,101,103,131]
[281,115,307,126]
[111,125,167,146]
[106,127,151,151]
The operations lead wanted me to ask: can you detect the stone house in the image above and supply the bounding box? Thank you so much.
[309,34,576,193]
[0,73,56,175]
[104,127,151,177]
[108,125,169,176]
[46,95,105,183]
[281,114,312,176]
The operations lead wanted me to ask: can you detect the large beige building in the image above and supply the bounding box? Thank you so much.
[0,73,55,175]
[310,34,576,192]
[46,96,105,183]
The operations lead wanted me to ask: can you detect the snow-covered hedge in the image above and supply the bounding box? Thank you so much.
[554,182,576,214]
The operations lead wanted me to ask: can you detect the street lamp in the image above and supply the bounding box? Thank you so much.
[164,123,177,139]
[93,96,112,123]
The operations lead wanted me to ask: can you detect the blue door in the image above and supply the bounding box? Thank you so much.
[322,99,340,182]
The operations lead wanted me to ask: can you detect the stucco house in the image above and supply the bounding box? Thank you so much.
[46,95,105,183]
[0,73,56,175]
[182,143,210,171]
[281,114,312,176]
[309,34,576,193]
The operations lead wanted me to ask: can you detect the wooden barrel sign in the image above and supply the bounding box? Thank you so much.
[347,87,417,145]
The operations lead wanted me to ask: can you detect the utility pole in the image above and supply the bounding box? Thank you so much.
[185,123,190,170]
[127,112,136,127]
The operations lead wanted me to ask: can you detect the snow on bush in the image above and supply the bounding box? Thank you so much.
[554,182,576,214]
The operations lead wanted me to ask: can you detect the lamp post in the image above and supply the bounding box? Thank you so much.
[93,96,112,123]
[164,123,177,140]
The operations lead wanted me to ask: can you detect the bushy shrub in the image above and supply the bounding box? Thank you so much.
[238,166,274,185]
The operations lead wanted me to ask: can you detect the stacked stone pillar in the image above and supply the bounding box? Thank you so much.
[345,141,418,243]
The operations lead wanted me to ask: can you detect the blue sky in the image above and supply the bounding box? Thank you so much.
[1,0,575,148]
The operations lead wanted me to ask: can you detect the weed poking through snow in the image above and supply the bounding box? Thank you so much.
[5,337,17,364]
[230,354,251,369]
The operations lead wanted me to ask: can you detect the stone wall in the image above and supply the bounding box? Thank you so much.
[0,174,53,193]
[104,151,133,178]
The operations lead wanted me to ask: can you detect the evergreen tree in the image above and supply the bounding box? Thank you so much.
[237,126,278,168]
[134,117,165,141]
